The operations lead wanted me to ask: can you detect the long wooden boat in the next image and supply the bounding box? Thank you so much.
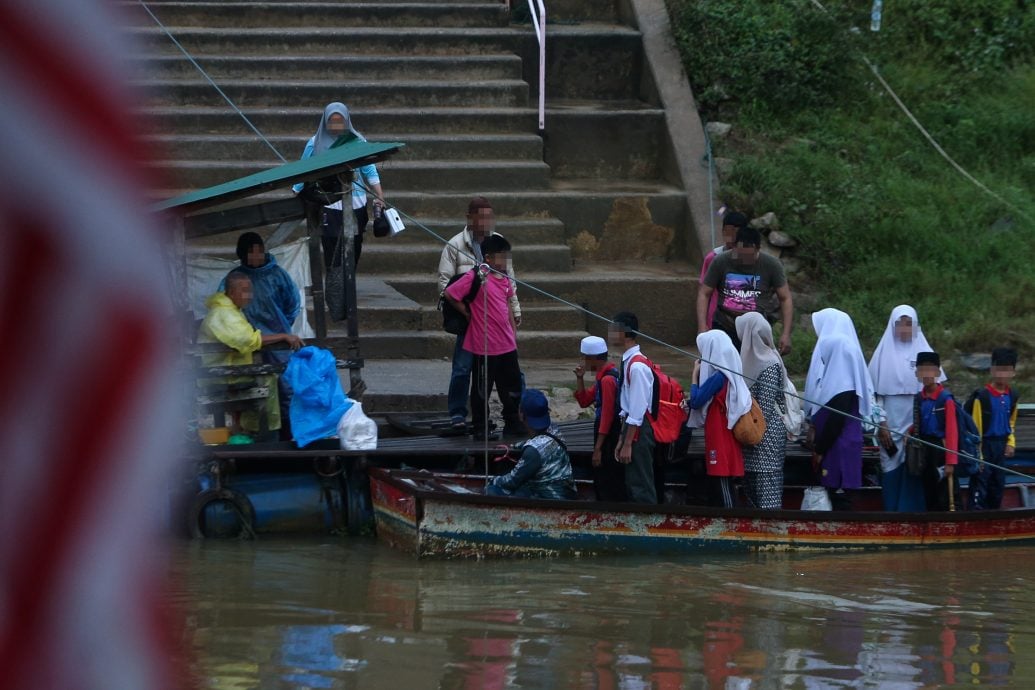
[369,467,1035,558]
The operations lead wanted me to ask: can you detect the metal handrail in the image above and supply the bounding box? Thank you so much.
[525,0,546,131]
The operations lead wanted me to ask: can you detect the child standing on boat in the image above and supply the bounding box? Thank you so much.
[444,234,523,440]
[910,351,960,511]
[574,335,626,502]
[807,330,872,511]
[688,330,751,508]
[486,389,576,500]
[967,348,1020,510]
[868,305,940,512]
[735,313,789,509]
[610,312,658,504]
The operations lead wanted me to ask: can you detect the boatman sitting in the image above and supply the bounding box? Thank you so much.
[486,389,577,500]
[199,270,304,435]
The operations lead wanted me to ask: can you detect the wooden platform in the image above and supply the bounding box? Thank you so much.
[205,418,835,463]
[203,412,1035,466]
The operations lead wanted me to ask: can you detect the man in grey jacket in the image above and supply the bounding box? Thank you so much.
[438,197,521,433]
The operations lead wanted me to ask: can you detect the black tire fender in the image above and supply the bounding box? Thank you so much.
[187,488,256,539]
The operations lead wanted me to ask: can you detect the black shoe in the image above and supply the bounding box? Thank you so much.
[472,427,501,442]
[439,419,469,437]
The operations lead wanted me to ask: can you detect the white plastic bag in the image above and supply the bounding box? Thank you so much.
[801,486,832,511]
[780,374,805,439]
[337,402,378,450]
[384,206,405,236]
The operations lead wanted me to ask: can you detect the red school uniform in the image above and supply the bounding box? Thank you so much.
[704,380,745,478]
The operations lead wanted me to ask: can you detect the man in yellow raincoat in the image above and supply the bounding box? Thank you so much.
[199,271,303,433]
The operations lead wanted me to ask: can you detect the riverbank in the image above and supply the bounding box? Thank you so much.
[667,0,1035,391]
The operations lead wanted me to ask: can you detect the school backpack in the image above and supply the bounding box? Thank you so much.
[921,391,981,478]
[965,387,1018,442]
[628,354,689,444]
[439,269,482,335]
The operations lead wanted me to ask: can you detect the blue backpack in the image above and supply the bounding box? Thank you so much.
[931,391,982,478]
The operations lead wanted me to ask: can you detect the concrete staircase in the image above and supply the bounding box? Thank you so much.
[130,0,697,367]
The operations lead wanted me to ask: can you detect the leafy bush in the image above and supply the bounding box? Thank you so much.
[668,0,858,117]
[871,0,1035,77]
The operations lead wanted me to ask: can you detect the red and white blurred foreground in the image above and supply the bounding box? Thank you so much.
[0,2,187,688]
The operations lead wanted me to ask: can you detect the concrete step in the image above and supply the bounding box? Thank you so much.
[130,25,644,99]
[165,185,688,251]
[132,54,523,81]
[126,26,522,56]
[381,262,697,346]
[137,78,529,108]
[153,158,551,190]
[375,184,688,233]
[141,105,540,136]
[145,133,543,162]
[360,242,572,274]
[125,2,509,28]
[340,328,592,359]
[185,215,567,251]
[383,216,565,244]
[355,303,586,332]
[544,104,668,180]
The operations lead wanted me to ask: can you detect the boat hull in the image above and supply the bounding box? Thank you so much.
[370,469,1035,558]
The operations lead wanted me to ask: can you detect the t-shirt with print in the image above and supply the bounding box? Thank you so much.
[703,250,786,332]
[445,268,517,356]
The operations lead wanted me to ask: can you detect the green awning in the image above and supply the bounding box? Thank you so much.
[154,138,404,214]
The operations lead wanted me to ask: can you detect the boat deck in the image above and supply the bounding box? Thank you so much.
[205,414,1035,466]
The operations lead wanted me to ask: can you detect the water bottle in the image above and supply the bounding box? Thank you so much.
[870,0,883,32]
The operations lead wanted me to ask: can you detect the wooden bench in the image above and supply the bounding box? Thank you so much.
[189,342,288,438]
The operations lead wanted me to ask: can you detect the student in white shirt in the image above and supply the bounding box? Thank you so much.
[609,311,657,503]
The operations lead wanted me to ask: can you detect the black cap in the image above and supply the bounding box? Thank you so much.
[916,351,940,367]
[991,347,1018,367]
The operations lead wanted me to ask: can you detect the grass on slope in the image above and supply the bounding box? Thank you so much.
[668,0,1035,389]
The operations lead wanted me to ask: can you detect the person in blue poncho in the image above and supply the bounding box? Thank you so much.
[223,232,301,363]
[223,231,302,439]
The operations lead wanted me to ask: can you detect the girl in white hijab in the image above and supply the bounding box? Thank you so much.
[808,334,872,509]
[804,308,874,417]
[868,305,940,511]
[689,330,752,508]
[735,313,788,509]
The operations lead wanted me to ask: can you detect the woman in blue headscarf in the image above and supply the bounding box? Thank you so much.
[292,102,385,267]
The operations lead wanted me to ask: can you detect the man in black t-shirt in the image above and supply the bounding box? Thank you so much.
[697,226,794,352]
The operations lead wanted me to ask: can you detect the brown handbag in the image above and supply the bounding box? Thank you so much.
[733,397,767,446]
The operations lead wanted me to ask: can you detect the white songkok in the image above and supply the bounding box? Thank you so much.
[580,336,608,356]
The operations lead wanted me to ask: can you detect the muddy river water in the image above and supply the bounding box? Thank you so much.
[172,540,1035,688]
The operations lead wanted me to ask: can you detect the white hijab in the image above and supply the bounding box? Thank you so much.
[804,308,873,416]
[868,305,944,395]
[312,102,365,155]
[809,334,874,419]
[690,330,753,429]
[735,312,784,383]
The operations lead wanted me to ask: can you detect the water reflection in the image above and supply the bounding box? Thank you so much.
[171,542,1035,688]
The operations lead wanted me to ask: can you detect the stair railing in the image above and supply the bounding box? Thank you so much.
[525,0,546,131]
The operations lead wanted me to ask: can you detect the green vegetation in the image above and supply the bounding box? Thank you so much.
[668,0,1035,384]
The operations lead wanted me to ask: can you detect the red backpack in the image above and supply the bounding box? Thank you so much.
[628,354,688,443]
